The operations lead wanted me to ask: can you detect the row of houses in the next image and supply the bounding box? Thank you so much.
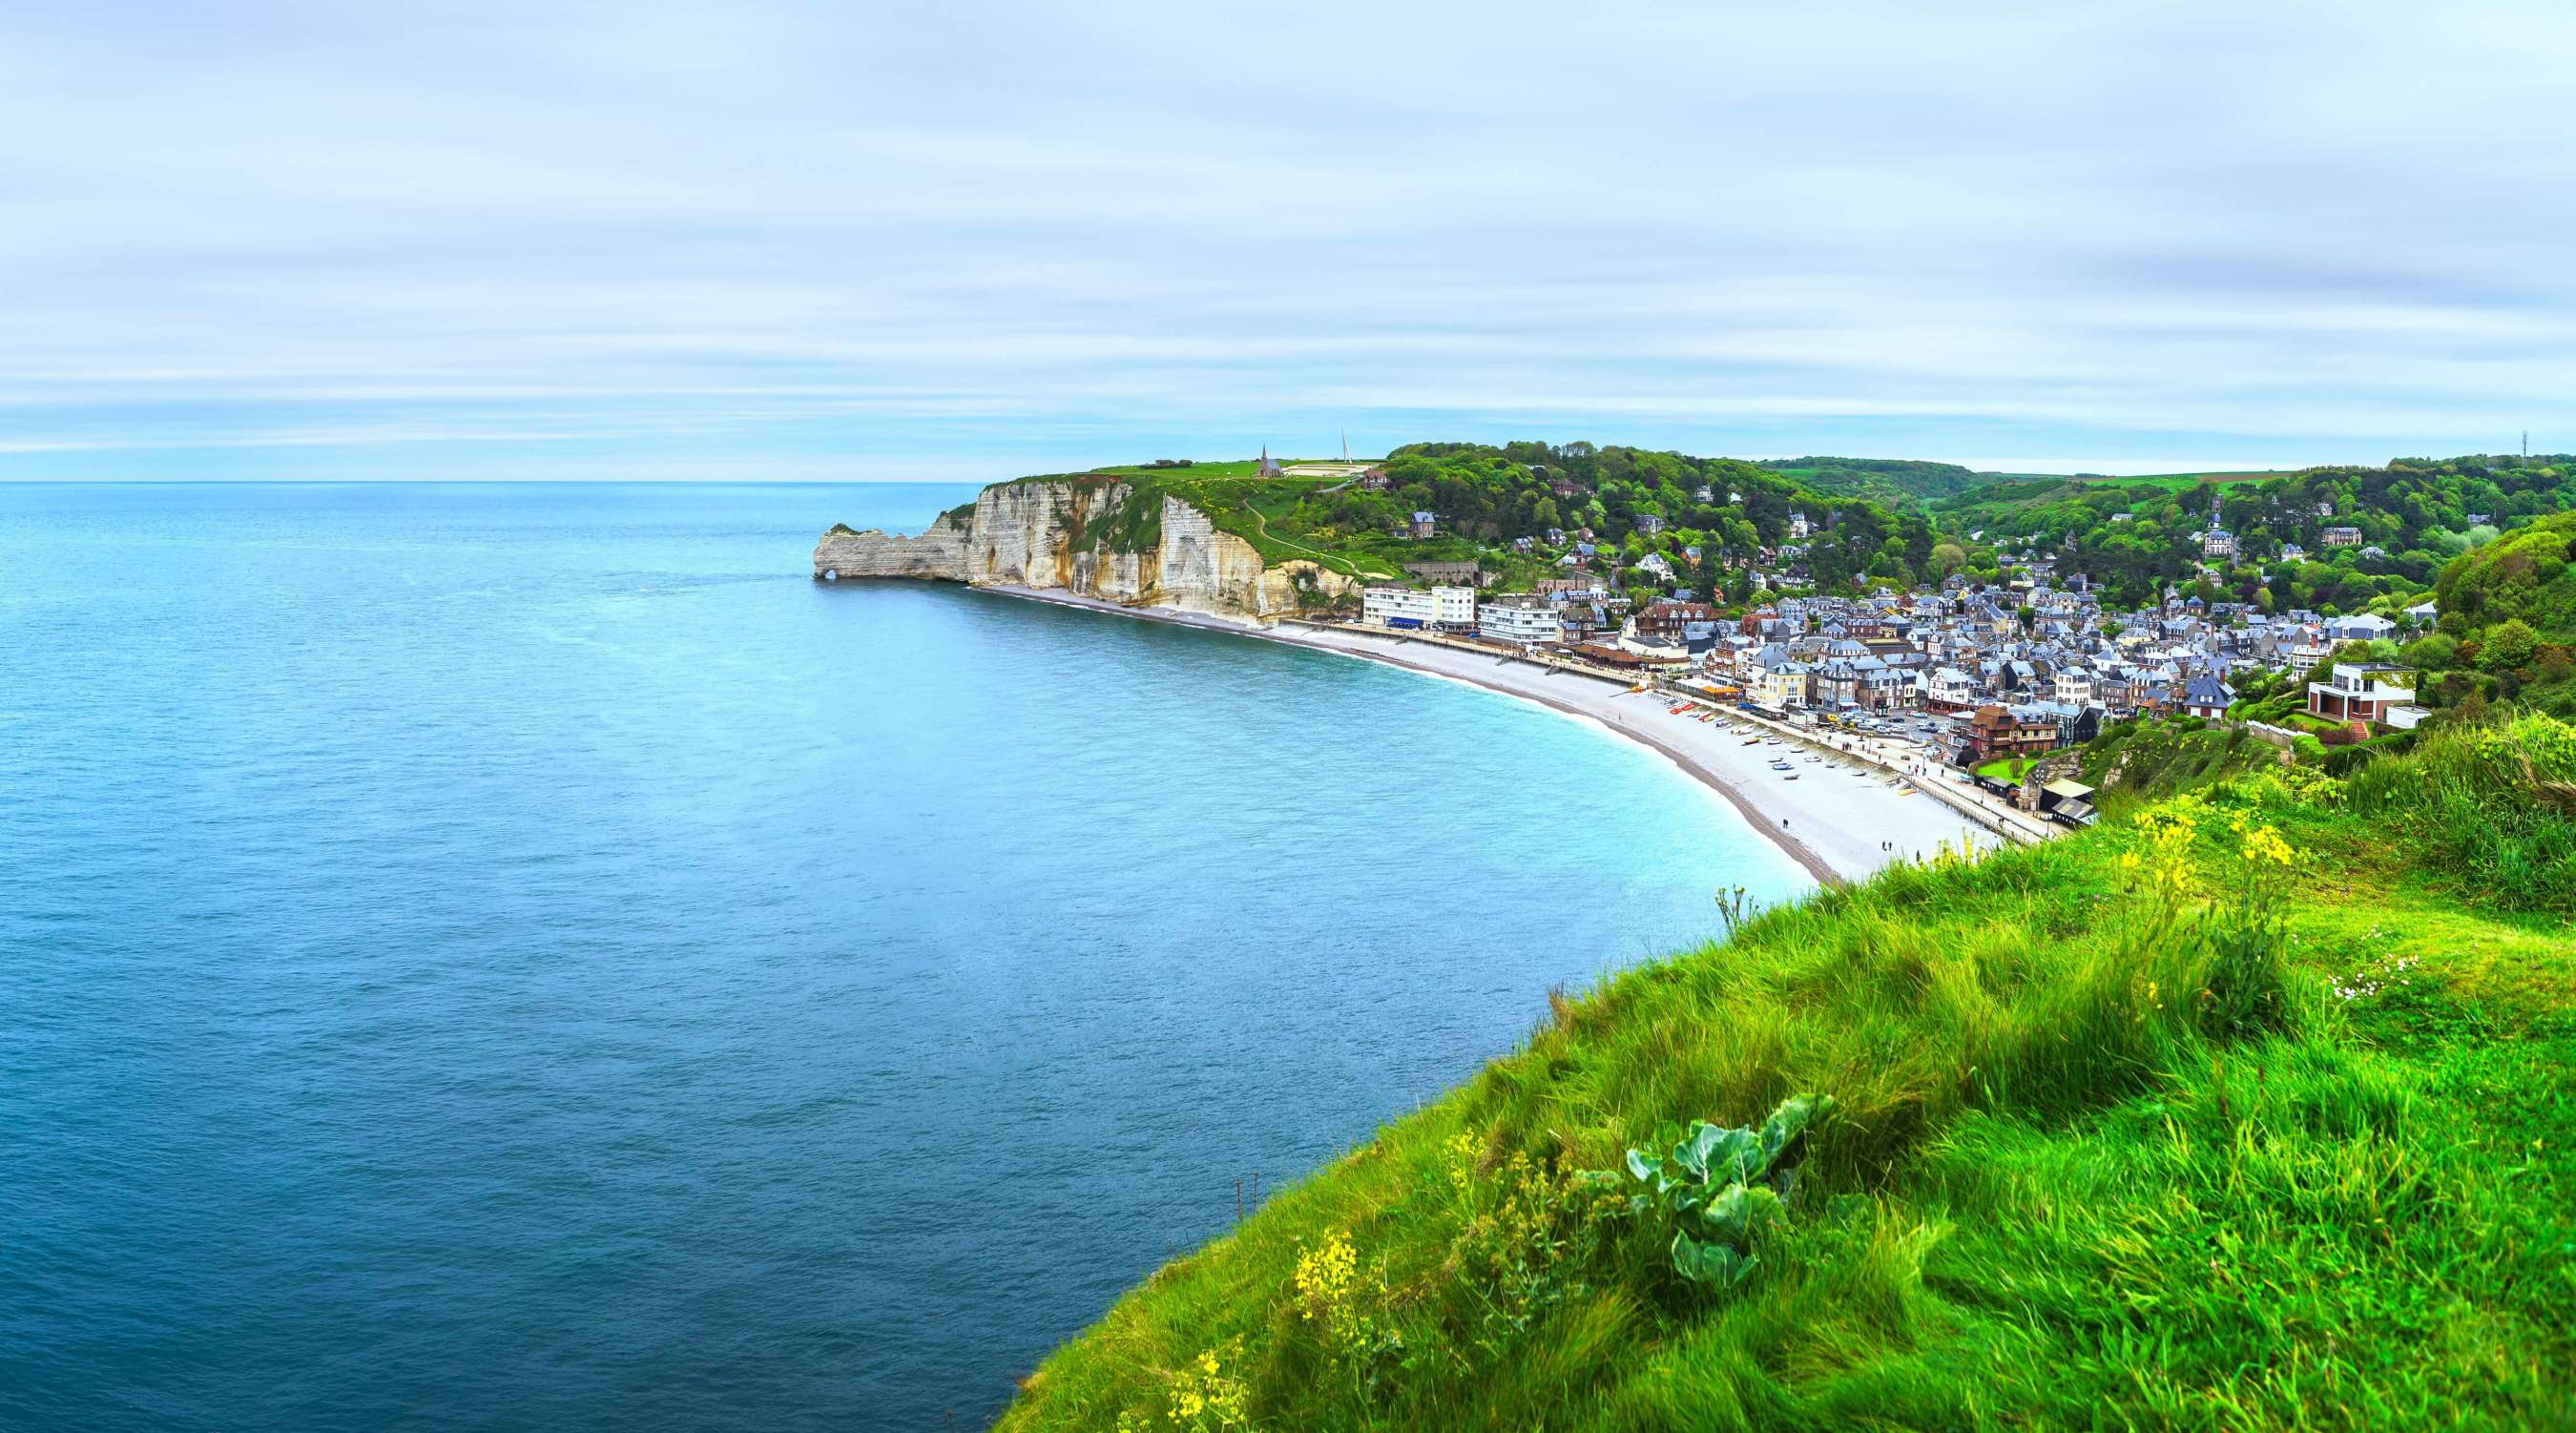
[1358,570,2432,751]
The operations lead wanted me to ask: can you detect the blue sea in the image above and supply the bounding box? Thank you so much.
[0,483,1808,1430]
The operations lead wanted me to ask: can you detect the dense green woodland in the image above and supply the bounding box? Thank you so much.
[1329,442,1940,599]
[1926,454,2575,614]
[2424,509,2576,715]
[1752,456,1987,504]
[1212,444,2568,622]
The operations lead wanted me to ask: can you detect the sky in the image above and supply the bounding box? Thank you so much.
[4,1,2573,481]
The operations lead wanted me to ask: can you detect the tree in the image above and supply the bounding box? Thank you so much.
[1930,541,1966,575]
[2397,632,2456,670]
[1900,512,1935,576]
[2481,618,2540,672]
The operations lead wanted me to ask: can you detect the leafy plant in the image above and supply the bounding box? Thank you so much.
[1588,1094,1832,1291]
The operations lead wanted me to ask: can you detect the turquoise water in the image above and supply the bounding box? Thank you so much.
[0,483,1807,1430]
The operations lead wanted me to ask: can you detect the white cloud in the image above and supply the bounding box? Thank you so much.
[1,1,2571,478]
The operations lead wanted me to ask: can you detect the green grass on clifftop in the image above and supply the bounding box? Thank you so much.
[1002,716,2576,1432]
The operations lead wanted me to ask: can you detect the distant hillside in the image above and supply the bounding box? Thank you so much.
[1755,456,1986,503]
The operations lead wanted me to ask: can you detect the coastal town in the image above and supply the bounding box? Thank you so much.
[1341,487,2434,830]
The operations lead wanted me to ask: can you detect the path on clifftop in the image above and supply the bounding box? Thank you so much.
[1241,500,1396,581]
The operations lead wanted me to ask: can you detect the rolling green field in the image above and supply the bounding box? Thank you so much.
[1000,716,2576,1431]
[2079,470,2302,490]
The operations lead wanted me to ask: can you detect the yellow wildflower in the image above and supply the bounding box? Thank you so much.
[1292,1230,1356,1319]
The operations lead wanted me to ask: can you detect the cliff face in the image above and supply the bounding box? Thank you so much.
[814,511,972,580]
[813,481,1353,623]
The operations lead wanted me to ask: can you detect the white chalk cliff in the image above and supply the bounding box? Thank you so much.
[813,480,1354,623]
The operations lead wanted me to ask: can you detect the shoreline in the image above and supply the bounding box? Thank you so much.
[1265,629,1846,887]
[962,583,1997,884]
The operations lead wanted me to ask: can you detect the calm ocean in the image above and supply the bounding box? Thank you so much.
[0,483,1807,1430]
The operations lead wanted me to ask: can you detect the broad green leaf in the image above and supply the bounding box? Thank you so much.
[1705,1127,1763,1183]
[1698,1182,1783,1243]
[1755,1093,1831,1174]
[1668,1122,1723,1180]
[1672,1233,1756,1288]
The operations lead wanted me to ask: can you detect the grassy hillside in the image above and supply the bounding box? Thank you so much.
[999,716,2576,1431]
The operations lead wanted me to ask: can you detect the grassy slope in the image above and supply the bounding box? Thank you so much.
[1002,719,2576,1432]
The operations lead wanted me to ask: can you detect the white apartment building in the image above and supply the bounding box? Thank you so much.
[1362,586,1437,629]
[1478,599,1562,647]
[1361,585,1477,632]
